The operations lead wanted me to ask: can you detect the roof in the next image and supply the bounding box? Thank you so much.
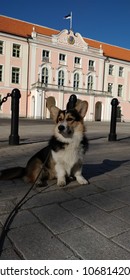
[1,15,130,62]
[84,37,130,62]
[0,15,59,38]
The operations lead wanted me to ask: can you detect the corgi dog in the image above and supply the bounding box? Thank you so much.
[0,100,89,187]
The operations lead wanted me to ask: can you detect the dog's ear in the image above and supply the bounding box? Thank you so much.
[50,106,60,122]
[46,96,56,112]
[75,101,88,118]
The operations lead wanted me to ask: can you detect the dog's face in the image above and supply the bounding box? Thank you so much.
[50,101,88,142]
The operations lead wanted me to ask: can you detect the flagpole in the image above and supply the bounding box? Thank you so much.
[70,11,72,30]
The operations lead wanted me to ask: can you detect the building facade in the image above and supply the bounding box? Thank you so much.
[1,15,130,121]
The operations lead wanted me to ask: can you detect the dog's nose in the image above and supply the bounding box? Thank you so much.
[58,125,65,132]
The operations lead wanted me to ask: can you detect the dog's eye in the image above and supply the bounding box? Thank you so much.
[67,117,74,122]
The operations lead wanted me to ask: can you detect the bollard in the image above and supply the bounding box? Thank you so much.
[108,98,119,141]
[66,94,77,110]
[9,88,21,145]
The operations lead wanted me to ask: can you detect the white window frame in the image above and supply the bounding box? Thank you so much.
[42,50,49,62]
[87,75,93,90]
[0,65,3,82]
[0,41,4,55]
[12,43,21,58]
[118,84,123,97]
[59,53,66,65]
[11,67,20,84]
[41,67,48,85]
[73,72,79,91]
[88,60,95,71]
[108,83,113,93]
[75,57,81,64]
[109,64,114,75]
[58,70,64,87]
[119,66,124,77]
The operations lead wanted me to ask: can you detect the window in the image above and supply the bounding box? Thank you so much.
[58,70,64,87]
[73,73,79,90]
[119,66,124,77]
[87,75,93,90]
[109,64,114,75]
[0,41,3,55]
[12,67,20,84]
[88,60,94,71]
[42,50,49,62]
[0,65,3,82]
[12,44,21,58]
[118,84,123,97]
[42,67,48,85]
[74,57,80,64]
[108,83,113,93]
[59,53,66,62]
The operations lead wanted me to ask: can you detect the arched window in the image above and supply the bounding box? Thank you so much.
[42,67,48,85]
[73,73,79,90]
[87,75,93,90]
[58,70,64,87]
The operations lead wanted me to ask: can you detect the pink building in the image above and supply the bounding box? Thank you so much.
[1,15,130,121]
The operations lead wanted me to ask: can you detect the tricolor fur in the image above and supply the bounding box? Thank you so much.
[0,101,89,187]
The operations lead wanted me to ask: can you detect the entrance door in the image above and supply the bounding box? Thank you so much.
[95,102,102,121]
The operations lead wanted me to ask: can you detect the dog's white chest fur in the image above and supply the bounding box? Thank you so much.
[52,134,83,176]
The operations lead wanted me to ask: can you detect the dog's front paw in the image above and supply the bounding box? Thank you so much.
[76,176,89,185]
[57,179,66,187]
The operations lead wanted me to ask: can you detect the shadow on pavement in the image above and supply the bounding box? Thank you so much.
[83,159,130,180]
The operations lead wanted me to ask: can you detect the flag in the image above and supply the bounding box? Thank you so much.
[64,14,71,19]
[63,12,73,30]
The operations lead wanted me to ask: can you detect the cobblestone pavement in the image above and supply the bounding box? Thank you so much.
[0,119,130,259]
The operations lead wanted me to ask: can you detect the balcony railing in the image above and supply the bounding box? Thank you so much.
[42,57,49,63]
[32,82,112,97]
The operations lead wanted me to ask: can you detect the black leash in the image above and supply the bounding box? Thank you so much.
[0,151,52,257]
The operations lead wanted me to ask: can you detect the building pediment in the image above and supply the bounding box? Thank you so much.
[52,29,88,51]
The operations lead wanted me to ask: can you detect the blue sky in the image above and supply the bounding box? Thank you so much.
[1,0,130,49]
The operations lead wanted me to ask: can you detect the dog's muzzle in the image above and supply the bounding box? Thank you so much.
[58,125,65,132]
[58,124,72,137]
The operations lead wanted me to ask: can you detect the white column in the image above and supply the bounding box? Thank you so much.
[41,90,46,119]
[35,88,42,118]
[58,90,64,109]
[89,96,95,121]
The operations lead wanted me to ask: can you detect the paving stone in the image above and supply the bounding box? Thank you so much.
[107,166,130,176]
[66,183,103,198]
[8,223,75,260]
[93,177,128,191]
[21,190,72,209]
[72,204,130,238]
[59,226,130,259]
[0,200,14,214]
[106,189,130,205]
[84,193,126,211]
[112,206,130,224]
[112,230,130,252]
[61,198,88,211]
[0,181,33,200]
[0,210,39,228]
[32,204,83,234]
[121,185,130,193]
[0,248,21,260]
[0,224,12,250]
